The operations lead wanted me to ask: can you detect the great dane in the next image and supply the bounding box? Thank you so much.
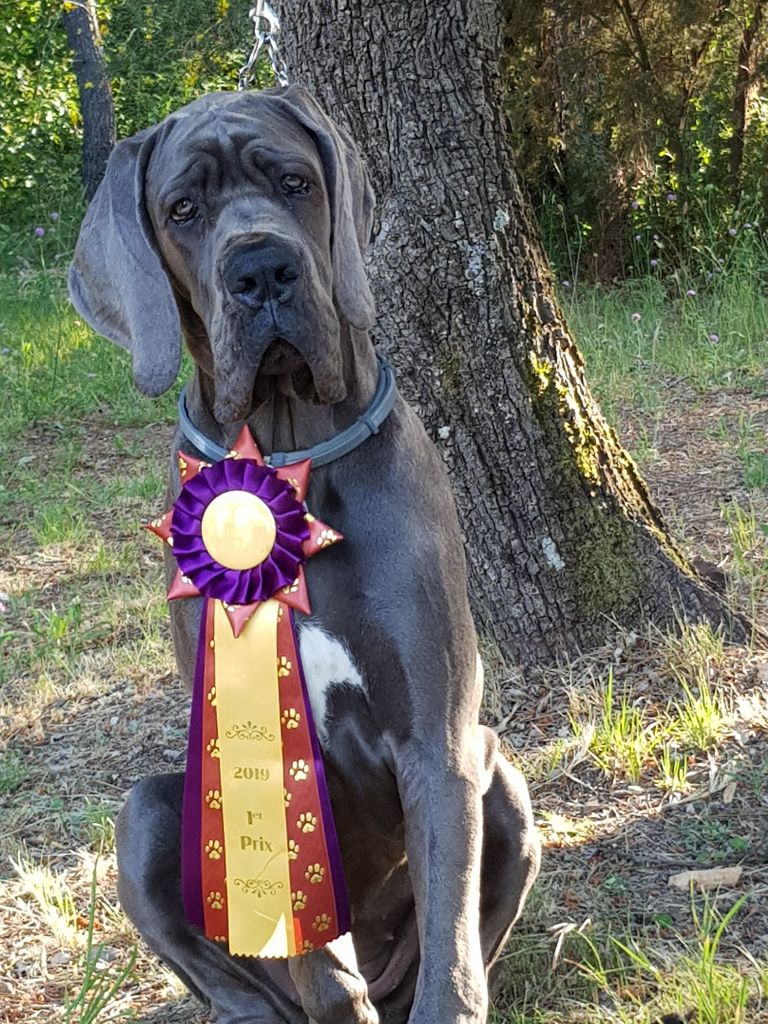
[69,86,540,1024]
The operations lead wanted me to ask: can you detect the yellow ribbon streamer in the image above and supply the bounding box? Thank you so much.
[214,599,295,957]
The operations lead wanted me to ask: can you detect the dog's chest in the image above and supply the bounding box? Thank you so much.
[295,622,366,745]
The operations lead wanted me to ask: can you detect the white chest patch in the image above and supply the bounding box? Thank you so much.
[296,623,366,744]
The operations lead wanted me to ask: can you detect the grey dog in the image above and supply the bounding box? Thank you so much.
[69,86,540,1024]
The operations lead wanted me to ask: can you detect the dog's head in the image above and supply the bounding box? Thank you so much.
[69,86,376,422]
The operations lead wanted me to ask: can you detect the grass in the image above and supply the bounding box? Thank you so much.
[571,668,652,783]
[0,748,29,796]
[1,216,767,1021]
[562,229,768,432]
[62,867,138,1024]
[572,894,758,1023]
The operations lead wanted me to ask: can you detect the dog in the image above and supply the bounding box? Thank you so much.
[69,85,540,1024]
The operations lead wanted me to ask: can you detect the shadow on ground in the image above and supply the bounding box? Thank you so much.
[133,996,208,1023]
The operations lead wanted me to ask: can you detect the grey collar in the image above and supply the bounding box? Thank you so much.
[177,355,397,467]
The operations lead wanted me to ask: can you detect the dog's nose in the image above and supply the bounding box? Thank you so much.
[223,242,301,310]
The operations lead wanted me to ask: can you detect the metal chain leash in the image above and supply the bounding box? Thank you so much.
[238,1,290,89]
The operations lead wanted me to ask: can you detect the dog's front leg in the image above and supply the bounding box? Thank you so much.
[395,737,487,1024]
[288,933,378,1024]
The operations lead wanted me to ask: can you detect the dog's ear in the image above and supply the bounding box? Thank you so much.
[274,86,376,332]
[68,126,181,397]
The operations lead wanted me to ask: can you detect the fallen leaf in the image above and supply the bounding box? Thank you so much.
[668,866,743,891]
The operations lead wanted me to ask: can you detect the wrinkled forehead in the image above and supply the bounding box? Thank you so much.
[146,100,322,199]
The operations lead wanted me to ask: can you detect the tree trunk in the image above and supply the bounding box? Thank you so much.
[730,0,766,203]
[62,0,115,199]
[276,0,747,666]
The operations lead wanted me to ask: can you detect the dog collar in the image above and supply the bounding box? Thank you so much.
[177,355,397,468]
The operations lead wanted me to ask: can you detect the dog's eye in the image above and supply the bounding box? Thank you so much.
[281,174,309,195]
[170,198,198,223]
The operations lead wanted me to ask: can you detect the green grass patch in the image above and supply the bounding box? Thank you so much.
[0,267,180,452]
[0,749,28,796]
[571,668,652,783]
[562,244,768,427]
[494,886,764,1023]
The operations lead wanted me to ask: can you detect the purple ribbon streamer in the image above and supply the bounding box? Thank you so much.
[180,598,208,930]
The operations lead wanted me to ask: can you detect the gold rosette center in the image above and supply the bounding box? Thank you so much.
[201,490,276,570]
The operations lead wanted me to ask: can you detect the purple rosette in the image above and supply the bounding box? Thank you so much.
[171,459,309,604]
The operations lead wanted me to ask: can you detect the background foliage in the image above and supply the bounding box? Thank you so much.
[503,0,768,281]
[0,0,261,239]
[3,1,768,285]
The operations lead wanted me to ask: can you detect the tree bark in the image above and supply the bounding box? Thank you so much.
[730,0,766,203]
[62,0,116,199]
[277,0,747,666]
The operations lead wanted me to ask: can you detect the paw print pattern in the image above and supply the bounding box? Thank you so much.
[313,913,331,933]
[282,579,299,595]
[281,707,300,729]
[316,529,338,548]
[277,656,292,677]
[205,839,223,860]
[292,890,307,911]
[305,863,325,884]
[289,759,309,782]
[206,738,220,759]
[297,812,317,834]
[284,788,292,808]
[206,890,224,910]
[207,686,217,706]
[205,789,222,810]
[302,939,314,952]
[288,839,300,860]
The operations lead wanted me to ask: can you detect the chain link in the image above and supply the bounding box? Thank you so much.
[238,1,289,89]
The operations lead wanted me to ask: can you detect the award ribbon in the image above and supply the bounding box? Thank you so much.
[148,427,349,957]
